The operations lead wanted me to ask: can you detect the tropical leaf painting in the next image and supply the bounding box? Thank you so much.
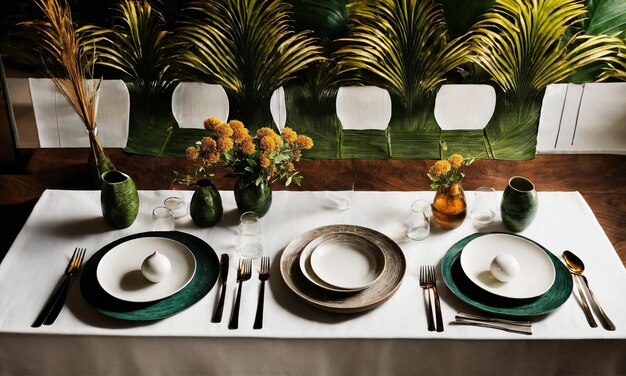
[9,0,623,160]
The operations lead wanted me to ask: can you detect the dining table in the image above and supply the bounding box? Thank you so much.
[0,150,624,376]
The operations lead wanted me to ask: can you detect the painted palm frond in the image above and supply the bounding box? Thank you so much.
[599,38,626,81]
[86,0,176,97]
[470,0,622,101]
[175,0,323,104]
[335,0,470,109]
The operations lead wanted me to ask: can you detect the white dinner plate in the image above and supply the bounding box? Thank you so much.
[96,237,197,302]
[460,233,556,299]
[299,232,385,293]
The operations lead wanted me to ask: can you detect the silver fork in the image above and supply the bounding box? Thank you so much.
[419,266,435,331]
[32,247,86,327]
[253,256,270,329]
[427,265,444,332]
[228,258,252,330]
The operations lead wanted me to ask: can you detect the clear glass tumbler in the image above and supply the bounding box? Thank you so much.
[237,211,264,258]
[407,199,432,241]
[470,186,497,225]
[152,206,175,231]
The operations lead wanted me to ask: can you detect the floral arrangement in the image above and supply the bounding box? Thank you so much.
[175,117,314,186]
[427,153,474,191]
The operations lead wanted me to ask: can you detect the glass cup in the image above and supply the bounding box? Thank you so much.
[470,186,497,225]
[152,206,175,231]
[407,199,432,241]
[164,196,188,219]
[237,211,264,258]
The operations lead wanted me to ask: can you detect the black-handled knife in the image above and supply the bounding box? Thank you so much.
[211,253,229,322]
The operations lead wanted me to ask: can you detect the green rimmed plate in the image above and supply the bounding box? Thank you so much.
[80,231,219,321]
[441,232,572,317]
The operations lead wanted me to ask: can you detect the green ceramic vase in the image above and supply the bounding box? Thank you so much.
[100,170,139,229]
[500,176,538,232]
[234,174,272,218]
[190,179,223,227]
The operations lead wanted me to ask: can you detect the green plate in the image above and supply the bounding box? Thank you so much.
[80,231,219,321]
[441,232,573,317]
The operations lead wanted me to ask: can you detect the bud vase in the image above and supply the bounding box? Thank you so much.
[432,183,466,230]
[234,174,272,218]
[100,170,139,229]
[190,179,223,227]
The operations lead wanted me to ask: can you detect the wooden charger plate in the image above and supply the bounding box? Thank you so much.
[280,224,406,313]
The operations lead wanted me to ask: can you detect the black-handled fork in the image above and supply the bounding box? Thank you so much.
[32,247,86,327]
[253,256,270,329]
[228,258,252,330]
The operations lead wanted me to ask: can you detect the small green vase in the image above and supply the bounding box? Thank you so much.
[234,174,272,218]
[500,176,538,232]
[100,170,139,229]
[190,179,223,227]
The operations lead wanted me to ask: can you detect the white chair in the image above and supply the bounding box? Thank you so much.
[336,86,392,130]
[537,82,626,154]
[434,84,496,130]
[171,82,229,128]
[28,78,129,147]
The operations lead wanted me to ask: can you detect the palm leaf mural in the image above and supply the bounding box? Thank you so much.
[470,0,622,159]
[336,0,471,133]
[88,0,177,101]
[83,0,184,156]
[175,0,324,132]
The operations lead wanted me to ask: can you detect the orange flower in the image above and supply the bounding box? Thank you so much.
[240,138,256,155]
[259,153,271,169]
[217,136,234,153]
[214,122,234,138]
[205,151,221,164]
[200,137,217,153]
[295,135,313,149]
[447,153,464,169]
[203,116,222,131]
[186,146,199,160]
[429,160,451,177]
[229,120,249,144]
[260,135,277,152]
[281,127,297,142]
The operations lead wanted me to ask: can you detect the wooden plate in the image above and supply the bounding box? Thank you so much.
[280,224,406,313]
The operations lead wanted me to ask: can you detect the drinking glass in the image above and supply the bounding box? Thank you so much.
[237,211,264,258]
[164,196,187,219]
[407,199,432,241]
[152,206,175,231]
[470,186,497,225]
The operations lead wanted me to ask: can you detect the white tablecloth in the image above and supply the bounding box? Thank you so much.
[0,190,624,375]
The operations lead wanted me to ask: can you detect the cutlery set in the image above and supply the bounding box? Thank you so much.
[211,255,270,330]
[419,265,444,332]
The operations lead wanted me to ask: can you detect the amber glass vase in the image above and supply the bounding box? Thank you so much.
[432,183,467,230]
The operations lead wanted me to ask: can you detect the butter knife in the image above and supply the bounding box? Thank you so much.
[211,254,229,323]
[454,317,533,335]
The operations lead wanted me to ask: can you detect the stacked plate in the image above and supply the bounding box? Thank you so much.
[441,232,573,317]
[80,231,219,321]
[280,224,406,313]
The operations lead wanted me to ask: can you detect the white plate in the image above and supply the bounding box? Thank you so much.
[308,233,385,290]
[460,233,556,299]
[96,237,197,302]
[298,232,385,293]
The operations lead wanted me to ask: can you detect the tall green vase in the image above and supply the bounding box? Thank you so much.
[190,179,223,227]
[100,170,139,229]
[234,174,272,218]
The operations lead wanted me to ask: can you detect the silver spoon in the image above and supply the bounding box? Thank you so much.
[562,250,615,331]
